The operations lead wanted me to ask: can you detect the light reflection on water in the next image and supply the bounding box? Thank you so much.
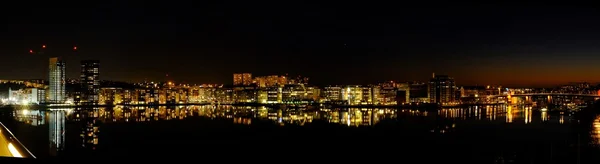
[12,105,574,143]
[592,116,600,146]
[7,104,582,158]
[12,104,573,128]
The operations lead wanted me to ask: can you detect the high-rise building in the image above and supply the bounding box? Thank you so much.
[242,73,252,85]
[233,74,243,85]
[80,60,100,105]
[48,57,66,103]
[429,73,456,104]
[233,73,252,86]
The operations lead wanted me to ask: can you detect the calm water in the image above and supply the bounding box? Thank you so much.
[0,104,598,163]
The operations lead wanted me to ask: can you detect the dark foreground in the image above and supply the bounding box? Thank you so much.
[2,118,591,163]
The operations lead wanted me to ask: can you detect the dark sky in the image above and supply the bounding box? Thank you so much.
[1,2,599,87]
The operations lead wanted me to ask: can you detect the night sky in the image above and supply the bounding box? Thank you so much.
[1,2,599,87]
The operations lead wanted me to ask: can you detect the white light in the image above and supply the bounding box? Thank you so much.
[8,143,23,158]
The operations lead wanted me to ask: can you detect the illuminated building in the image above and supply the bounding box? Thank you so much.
[188,87,201,102]
[323,86,342,101]
[409,82,429,103]
[266,87,281,103]
[266,75,281,86]
[257,89,268,103]
[429,73,456,104]
[80,60,100,105]
[281,84,314,103]
[253,75,290,87]
[253,76,267,87]
[48,57,66,103]
[233,74,243,85]
[214,87,234,103]
[277,76,287,86]
[377,82,397,105]
[341,85,376,105]
[35,88,46,104]
[233,86,257,103]
[233,73,252,86]
[396,83,410,104]
[242,73,252,85]
[306,86,320,100]
[133,89,147,104]
[99,87,123,105]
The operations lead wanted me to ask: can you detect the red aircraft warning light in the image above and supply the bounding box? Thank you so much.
[29,49,33,54]
[42,45,46,48]
[73,46,77,50]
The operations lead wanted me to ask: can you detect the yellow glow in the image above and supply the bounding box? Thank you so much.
[525,107,530,124]
[593,116,600,144]
[8,143,22,158]
[506,105,513,123]
[560,115,564,124]
[541,111,548,122]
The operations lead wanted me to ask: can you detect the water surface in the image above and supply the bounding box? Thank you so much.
[0,104,596,163]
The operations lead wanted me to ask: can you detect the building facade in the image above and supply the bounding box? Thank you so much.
[233,73,252,86]
[48,57,66,103]
[429,73,456,104]
[80,60,100,105]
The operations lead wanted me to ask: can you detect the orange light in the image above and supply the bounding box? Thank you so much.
[42,45,46,48]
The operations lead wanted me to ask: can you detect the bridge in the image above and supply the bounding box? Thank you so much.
[0,122,35,158]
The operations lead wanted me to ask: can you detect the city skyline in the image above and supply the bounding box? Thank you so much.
[3,2,600,162]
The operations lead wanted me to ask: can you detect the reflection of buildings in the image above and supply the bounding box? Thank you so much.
[14,110,45,126]
[86,106,398,127]
[80,109,100,150]
[49,110,66,153]
[593,116,600,145]
[34,105,566,131]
